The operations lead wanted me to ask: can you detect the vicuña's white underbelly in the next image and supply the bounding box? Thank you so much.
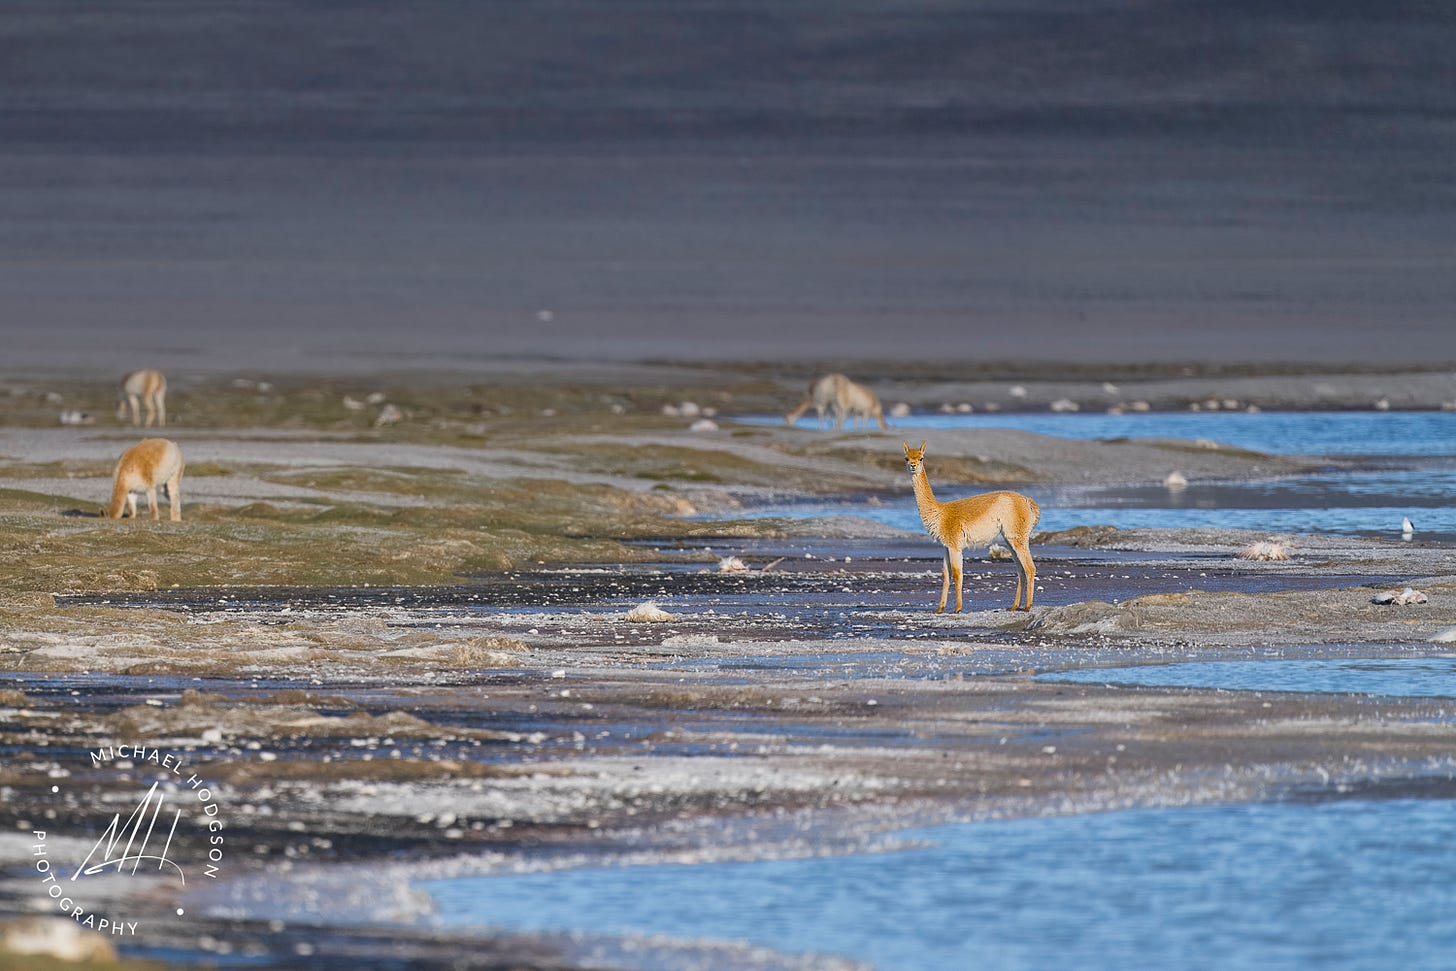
[960,521,1007,550]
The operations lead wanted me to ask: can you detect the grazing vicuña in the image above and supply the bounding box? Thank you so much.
[106,438,184,522]
[117,369,167,427]
[786,374,887,431]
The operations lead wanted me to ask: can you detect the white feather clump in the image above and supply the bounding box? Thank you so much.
[1236,541,1291,561]
[987,544,1013,560]
[1371,587,1427,606]
[624,601,676,622]
[716,556,749,573]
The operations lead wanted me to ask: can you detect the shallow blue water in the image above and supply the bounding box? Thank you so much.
[422,799,1456,971]
[736,410,1456,538]
[754,409,1456,457]
[1043,656,1456,698]
[732,474,1456,539]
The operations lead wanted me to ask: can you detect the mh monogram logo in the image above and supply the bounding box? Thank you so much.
[32,743,226,939]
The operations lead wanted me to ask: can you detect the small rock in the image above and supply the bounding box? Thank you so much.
[689,418,719,432]
[1236,541,1290,561]
[889,402,912,418]
[1163,471,1188,490]
[1049,398,1079,413]
[1372,587,1427,606]
[0,917,116,962]
[374,403,403,426]
[624,602,676,622]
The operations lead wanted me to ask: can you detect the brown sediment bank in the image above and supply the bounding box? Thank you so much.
[1,366,1454,968]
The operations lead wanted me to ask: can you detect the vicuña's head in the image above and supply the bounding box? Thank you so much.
[902,440,927,475]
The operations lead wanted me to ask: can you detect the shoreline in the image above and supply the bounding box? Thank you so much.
[1,363,1453,968]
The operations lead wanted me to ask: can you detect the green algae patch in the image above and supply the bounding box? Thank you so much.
[259,465,472,497]
[0,461,710,595]
[536,443,783,486]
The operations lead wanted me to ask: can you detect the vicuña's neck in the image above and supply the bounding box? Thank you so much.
[911,469,942,533]
[108,481,128,519]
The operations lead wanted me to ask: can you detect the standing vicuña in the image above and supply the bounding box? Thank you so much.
[903,441,1039,612]
[118,369,167,427]
[785,374,887,431]
[107,438,184,522]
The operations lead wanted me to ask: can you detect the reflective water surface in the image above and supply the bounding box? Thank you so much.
[737,411,1456,538]
[1043,656,1456,698]
[753,409,1456,457]
[422,799,1456,971]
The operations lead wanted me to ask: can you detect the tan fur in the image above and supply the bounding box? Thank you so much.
[785,374,888,430]
[117,369,167,427]
[903,441,1040,612]
[107,438,184,522]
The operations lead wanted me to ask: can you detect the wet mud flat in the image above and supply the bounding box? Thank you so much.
[2,366,1455,967]
[48,539,1432,649]
[5,538,1456,968]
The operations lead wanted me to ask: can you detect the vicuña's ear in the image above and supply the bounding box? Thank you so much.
[901,440,911,453]
[919,441,927,452]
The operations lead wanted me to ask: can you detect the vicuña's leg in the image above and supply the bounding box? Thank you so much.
[1012,539,1036,610]
[168,471,182,522]
[127,395,141,426]
[936,548,950,613]
[156,392,166,428]
[146,486,160,520]
[125,492,137,518]
[951,547,964,613]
